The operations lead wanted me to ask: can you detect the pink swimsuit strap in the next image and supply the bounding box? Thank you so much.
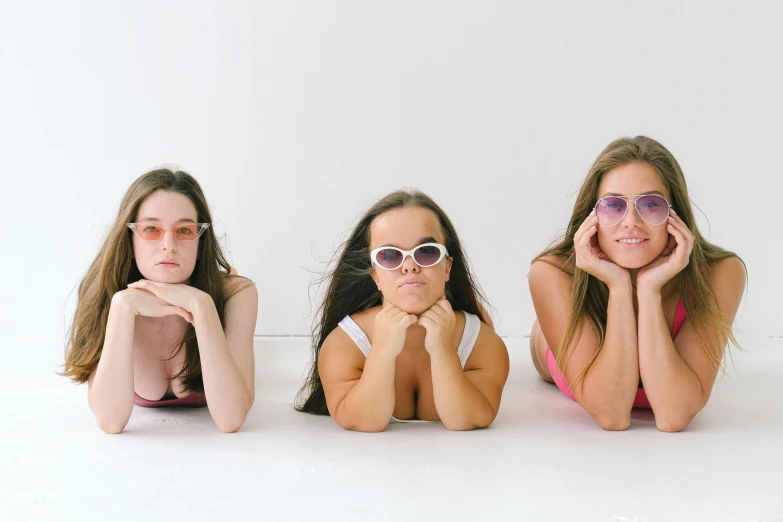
[547,299,687,409]
[134,392,207,408]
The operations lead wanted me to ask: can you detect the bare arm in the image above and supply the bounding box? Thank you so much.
[88,290,194,434]
[191,283,258,433]
[319,304,416,432]
[319,330,397,432]
[638,257,745,431]
[87,294,137,434]
[529,259,638,430]
[430,323,509,431]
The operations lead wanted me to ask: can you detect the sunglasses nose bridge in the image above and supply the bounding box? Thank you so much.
[160,228,179,249]
[400,252,419,272]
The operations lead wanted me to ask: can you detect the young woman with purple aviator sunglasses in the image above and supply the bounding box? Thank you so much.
[296,190,509,431]
[528,136,746,432]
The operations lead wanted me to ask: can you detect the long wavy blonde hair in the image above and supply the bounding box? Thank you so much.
[62,169,243,393]
[535,136,745,387]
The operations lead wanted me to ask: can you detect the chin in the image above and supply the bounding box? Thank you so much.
[391,295,436,315]
[138,268,192,284]
[607,252,659,270]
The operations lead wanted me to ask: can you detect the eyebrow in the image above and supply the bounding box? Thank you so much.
[380,236,439,248]
[599,190,666,198]
[136,217,197,224]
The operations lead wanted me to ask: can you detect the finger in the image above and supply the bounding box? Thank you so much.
[165,306,193,324]
[418,310,438,324]
[437,296,453,313]
[391,308,411,322]
[574,213,598,244]
[574,211,596,239]
[433,300,454,320]
[579,223,598,250]
[417,315,434,329]
[668,215,695,246]
[381,301,397,317]
[666,224,689,261]
[660,232,677,256]
[130,280,167,299]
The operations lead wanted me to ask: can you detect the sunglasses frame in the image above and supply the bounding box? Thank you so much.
[369,242,449,271]
[593,194,673,227]
[127,222,211,241]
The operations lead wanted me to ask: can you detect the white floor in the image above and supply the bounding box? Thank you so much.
[2,336,782,522]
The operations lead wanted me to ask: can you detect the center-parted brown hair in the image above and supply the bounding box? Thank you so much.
[62,168,244,393]
[295,189,491,415]
[535,136,745,388]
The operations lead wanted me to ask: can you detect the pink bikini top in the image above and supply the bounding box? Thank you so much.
[134,391,207,408]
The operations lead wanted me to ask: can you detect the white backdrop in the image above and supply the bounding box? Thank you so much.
[1,1,780,343]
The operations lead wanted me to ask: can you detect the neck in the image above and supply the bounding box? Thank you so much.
[628,268,639,288]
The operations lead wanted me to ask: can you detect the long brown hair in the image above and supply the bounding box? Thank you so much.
[535,136,745,387]
[62,168,243,393]
[296,189,490,415]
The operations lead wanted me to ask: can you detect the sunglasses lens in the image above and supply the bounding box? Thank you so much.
[413,245,442,267]
[375,248,403,269]
[595,197,627,226]
[636,195,669,225]
[137,224,163,241]
[174,224,201,240]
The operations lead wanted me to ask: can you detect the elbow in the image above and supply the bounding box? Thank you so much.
[342,420,389,433]
[443,419,476,431]
[216,416,246,433]
[96,418,128,434]
[334,413,389,432]
[214,409,249,433]
[592,412,631,431]
[655,412,696,433]
[443,412,494,432]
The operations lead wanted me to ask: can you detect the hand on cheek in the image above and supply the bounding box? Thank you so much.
[637,210,694,292]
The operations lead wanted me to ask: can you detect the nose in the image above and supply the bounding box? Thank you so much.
[160,230,178,252]
[400,254,419,274]
[619,201,644,228]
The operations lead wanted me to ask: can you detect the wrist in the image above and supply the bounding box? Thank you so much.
[111,291,137,316]
[191,292,215,319]
[428,345,459,365]
[368,344,400,363]
[636,283,663,300]
[606,275,633,294]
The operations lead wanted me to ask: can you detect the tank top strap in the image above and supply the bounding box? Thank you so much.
[337,316,372,356]
[456,312,481,368]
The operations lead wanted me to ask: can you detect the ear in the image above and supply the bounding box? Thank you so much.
[370,267,380,290]
[444,256,453,282]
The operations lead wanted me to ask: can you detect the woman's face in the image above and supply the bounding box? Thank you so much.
[595,162,672,269]
[131,190,200,284]
[369,206,453,315]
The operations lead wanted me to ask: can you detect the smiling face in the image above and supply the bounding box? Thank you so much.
[595,162,672,269]
[131,190,200,284]
[369,206,453,315]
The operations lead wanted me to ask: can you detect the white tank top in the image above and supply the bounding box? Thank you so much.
[337,311,482,423]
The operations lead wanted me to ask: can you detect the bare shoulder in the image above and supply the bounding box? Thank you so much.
[350,306,381,339]
[465,320,509,371]
[709,256,746,305]
[223,274,257,301]
[710,256,746,285]
[222,275,258,327]
[319,324,366,374]
[528,255,572,301]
